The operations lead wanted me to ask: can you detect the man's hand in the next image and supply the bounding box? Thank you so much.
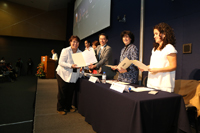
[88,64,96,69]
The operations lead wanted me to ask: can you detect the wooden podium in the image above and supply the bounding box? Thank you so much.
[41,56,56,79]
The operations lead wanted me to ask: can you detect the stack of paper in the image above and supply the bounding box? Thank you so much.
[129,86,154,92]
[106,80,130,85]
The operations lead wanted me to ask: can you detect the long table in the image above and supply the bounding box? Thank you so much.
[76,78,191,133]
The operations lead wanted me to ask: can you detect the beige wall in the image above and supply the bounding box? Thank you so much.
[0,1,67,41]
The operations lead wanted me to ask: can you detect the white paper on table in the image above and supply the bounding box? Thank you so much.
[129,86,154,92]
[89,76,99,83]
[72,49,97,67]
[106,80,118,84]
[117,81,130,85]
[110,82,127,93]
[84,73,92,77]
[106,80,130,85]
[148,90,158,95]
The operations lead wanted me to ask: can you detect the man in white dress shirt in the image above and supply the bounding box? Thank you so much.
[84,40,93,72]
[51,49,58,61]
[84,40,93,51]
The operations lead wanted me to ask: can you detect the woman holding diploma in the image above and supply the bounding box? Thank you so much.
[140,22,177,93]
[111,30,138,83]
[56,35,81,115]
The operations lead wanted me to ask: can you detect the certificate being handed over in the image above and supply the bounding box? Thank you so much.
[72,49,97,67]
[106,57,149,71]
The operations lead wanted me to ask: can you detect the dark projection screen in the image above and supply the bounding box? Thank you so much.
[73,0,111,40]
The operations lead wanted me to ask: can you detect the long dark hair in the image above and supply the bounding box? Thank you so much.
[153,22,176,51]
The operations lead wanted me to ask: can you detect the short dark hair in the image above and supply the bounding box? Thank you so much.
[68,35,80,43]
[84,40,91,44]
[120,30,135,43]
[99,33,108,40]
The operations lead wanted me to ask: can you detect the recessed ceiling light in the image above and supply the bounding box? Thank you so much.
[3,3,8,7]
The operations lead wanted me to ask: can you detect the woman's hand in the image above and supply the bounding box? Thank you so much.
[111,65,117,70]
[138,65,150,72]
[117,67,127,73]
[71,64,79,69]
[138,67,144,72]
[149,68,160,74]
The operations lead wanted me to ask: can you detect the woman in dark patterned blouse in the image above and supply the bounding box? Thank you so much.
[112,30,138,83]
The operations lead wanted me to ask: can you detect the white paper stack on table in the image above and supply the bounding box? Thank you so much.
[106,57,149,71]
[72,49,97,67]
[106,80,130,85]
[129,86,154,92]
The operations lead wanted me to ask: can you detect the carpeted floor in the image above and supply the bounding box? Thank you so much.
[33,78,96,133]
[0,75,37,133]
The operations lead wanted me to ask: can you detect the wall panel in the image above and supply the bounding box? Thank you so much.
[0,0,67,40]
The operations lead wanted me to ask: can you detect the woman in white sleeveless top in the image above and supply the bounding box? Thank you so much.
[140,22,177,93]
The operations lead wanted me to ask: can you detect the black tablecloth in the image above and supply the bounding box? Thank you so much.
[76,79,191,133]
